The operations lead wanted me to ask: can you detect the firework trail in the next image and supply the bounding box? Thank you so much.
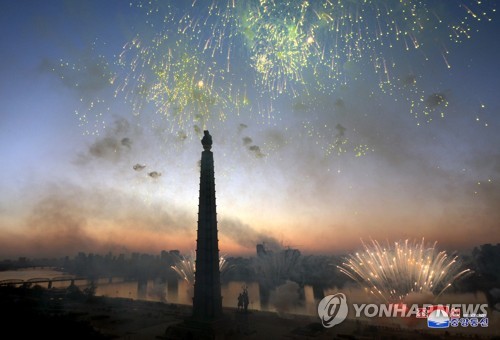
[338,238,472,303]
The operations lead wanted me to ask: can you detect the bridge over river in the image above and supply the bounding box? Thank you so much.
[0,275,92,288]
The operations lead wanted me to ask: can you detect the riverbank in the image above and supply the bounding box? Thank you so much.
[1,286,498,339]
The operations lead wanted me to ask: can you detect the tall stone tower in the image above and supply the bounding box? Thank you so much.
[192,130,223,320]
[165,131,227,339]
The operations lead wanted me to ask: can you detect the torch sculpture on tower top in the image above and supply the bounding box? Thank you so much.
[192,130,223,320]
[201,130,212,151]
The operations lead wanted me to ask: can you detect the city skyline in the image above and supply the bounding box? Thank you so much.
[1,1,500,259]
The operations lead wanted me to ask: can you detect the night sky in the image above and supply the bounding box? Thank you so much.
[1,0,499,259]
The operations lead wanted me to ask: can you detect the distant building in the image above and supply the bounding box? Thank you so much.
[256,244,267,257]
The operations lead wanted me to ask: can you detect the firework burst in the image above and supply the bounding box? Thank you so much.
[116,31,229,134]
[254,246,301,288]
[119,1,495,129]
[60,1,497,151]
[170,251,232,286]
[338,239,472,303]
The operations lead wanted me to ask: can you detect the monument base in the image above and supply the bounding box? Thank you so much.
[164,315,235,340]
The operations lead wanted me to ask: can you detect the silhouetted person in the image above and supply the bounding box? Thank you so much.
[242,288,249,313]
[237,293,243,311]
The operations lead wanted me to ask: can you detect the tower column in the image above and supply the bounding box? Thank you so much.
[192,130,223,320]
[165,131,228,339]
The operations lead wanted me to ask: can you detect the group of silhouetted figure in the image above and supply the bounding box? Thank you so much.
[237,287,249,313]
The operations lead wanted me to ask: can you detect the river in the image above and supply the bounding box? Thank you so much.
[0,268,320,316]
[1,267,491,323]
[2,268,497,337]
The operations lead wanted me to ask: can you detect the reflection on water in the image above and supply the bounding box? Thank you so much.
[96,279,316,315]
[0,268,317,315]
[0,268,493,325]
